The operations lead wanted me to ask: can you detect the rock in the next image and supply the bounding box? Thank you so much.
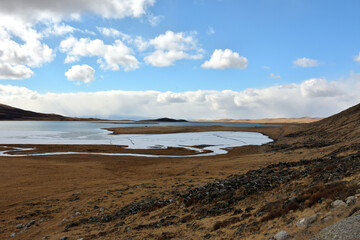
[60,236,68,240]
[331,200,347,208]
[312,212,360,240]
[274,230,290,240]
[203,233,211,239]
[245,206,254,212]
[345,196,356,206]
[16,223,25,229]
[296,214,318,228]
[25,220,36,227]
[10,232,16,238]
[321,214,334,223]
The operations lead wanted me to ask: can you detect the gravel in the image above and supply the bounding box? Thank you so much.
[312,211,360,240]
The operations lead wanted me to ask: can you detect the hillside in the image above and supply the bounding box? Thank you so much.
[293,103,360,141]
[0,103,99,121]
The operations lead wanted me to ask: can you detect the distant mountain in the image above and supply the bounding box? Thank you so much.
[0,104,99,121]
[139,117,188,122]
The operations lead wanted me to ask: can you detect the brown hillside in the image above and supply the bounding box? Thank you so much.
[0,103,99,121]
[287,103,360,142]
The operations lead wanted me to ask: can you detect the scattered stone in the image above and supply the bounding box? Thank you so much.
[60,236,68,240]
[10,232,16,238]
[345,196,356,206]
[25,220,36,227]
[321,214,334,223]
[114,221,125,227]
[203,233,211,239]
[64,222,79,231]
[331,200,347,208]
[16,223,25,229]
[296,214,318,228]
[274,230,290,240]
[245,206,254,212]
[233,208,243,215]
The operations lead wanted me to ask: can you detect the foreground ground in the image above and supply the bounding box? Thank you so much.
[1,121,360,239]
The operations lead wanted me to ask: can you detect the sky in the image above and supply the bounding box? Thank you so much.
[1,0,360,119]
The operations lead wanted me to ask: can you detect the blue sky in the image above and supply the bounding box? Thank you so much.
[0,0,360,119]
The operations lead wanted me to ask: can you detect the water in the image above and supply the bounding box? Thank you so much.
[0,121,273,157]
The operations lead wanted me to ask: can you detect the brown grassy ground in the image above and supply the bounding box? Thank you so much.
[1,107,360,240]
[193,117,322,124]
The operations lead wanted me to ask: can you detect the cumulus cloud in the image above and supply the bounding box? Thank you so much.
[65,65,95,83]
[293,57,320,68]
[0,0,156,22]
[269,73,281,79]
[354,52,360,63]
[300,78,341,97]
[201,49,248,69]
[1,76,359,119]
[0,0,157,80]
[144,31,203,67]
[0,63,34,80]
[60,36,139,71]
[0,18,55,80]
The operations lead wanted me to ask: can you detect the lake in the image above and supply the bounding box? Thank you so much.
[0,121,274,157]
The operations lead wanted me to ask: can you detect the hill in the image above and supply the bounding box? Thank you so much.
[0,103,99,121]
[139,117,188,122]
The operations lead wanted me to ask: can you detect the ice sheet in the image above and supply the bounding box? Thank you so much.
[0,131,272,157]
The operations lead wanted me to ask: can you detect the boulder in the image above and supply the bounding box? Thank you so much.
[331,200,346,208]
[345,196,356,206]
[274,230,290,240]
[296,214,318,228]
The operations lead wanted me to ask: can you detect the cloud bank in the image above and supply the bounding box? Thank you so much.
[1,75,359,119]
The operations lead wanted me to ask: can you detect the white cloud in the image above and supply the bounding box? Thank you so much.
[207,26,215,35]
[293,57,320,68]
[0,63,34,80]
[300,78,340,98]
[0,0,156,23]
[144,31,203,67]
[60,36,139,71]
[97,27,130,40]
[42,23,75,37]
[269,73,281,79]
[147,14,163,26]
[0,18,55,80]
[144,50,202,67]
[0,0,157,80]
[65,65,95,83]
[354,52,360,63]
[201,49,248,69]
[1,75,358,119]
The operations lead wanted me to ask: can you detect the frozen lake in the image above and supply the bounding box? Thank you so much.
[0,121,273,157]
